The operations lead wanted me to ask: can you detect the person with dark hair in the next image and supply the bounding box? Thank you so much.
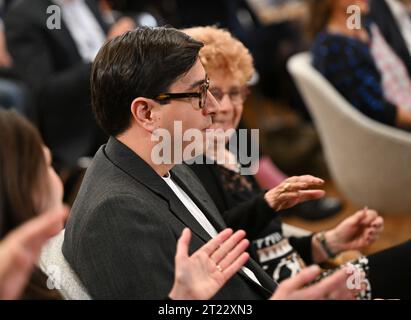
[0,109,67,299]
[308,0,411,130]
[63,26,356,300]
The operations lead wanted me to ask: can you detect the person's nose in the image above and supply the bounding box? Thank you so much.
[203,90,219,117]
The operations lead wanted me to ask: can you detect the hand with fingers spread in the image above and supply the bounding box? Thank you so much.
[264,175,325,212]
[0,207,68,300]
[271,265,358,300]
[169,228,250,300]
[322,208,384,255]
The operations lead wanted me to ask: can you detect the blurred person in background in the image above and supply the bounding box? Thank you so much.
[4,0,135,175]
[308,0,411,130]
[0,0,28,112]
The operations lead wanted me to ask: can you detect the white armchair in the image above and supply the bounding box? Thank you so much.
[287,52,411,214]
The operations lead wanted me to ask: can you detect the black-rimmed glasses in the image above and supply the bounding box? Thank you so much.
[153,77,210,109]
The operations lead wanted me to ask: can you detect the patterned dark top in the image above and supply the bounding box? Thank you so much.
[311,31,397,126]
[188,157,315,281]
[213,165,309,284]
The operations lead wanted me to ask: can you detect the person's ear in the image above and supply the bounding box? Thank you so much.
[130,97,159,133]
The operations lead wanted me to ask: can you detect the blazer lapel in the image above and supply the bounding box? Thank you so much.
[170,165,227,232]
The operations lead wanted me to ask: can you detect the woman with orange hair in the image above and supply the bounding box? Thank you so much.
[184,25,411,299]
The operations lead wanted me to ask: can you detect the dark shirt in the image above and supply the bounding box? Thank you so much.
[311,31,397,126]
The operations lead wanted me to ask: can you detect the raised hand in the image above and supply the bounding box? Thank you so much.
[264,175,325,211]
[169,228,250,300]
[0,207,68,300]
[325,208,384,254]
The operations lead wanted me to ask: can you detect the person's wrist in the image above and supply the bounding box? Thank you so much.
[168,282,194,300]
[324,230,344,255]
[264,192,272,208]
[264,191,277,211]
[168,286,183,300]
[313,230,340,260]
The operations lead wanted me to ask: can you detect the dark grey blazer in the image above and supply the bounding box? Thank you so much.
[63,137,277,299]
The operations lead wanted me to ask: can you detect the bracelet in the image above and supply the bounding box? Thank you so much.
[316,231,336,259]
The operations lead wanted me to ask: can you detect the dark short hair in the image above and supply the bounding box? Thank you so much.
[91,26,204,136]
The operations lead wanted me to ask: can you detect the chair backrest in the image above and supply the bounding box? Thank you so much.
[287,52,411,214]
[38,230,91,300]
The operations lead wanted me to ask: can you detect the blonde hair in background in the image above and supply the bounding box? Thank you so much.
[183,26,254,84]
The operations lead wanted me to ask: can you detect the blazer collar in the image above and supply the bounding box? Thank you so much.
[170,166,227,231]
